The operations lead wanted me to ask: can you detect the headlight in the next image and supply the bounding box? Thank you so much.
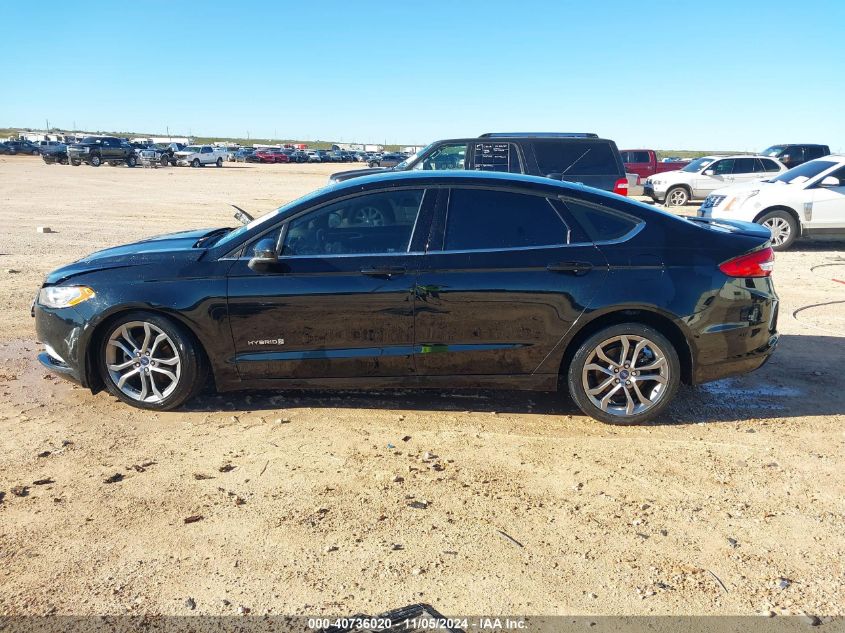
[724,190,759,210]
[38,286,95,309]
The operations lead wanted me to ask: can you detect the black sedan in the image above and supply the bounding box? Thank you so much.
[369,152,404,167]
[33,171,779,424]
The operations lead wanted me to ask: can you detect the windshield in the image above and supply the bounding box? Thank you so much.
[681,157,715,172]
[769,160,836,185]
[213,184,336,250]
[761,145,785,157]
[395,143,434,169]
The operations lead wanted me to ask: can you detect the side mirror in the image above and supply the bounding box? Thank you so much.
[819,176,841,187]
[248,238,279,271]
[704,169,715,176]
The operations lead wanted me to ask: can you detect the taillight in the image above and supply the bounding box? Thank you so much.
[613,177,628,196]
[719,247,774,278]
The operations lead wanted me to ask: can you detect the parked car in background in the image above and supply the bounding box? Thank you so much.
[368,152,404,168]
[333,133,628,195]
[40,142,69,165]
[700,155,845,250]
[313,149,332,162]
[305,150,322,162]
[760,144,830,170]
[152,143,187,166]
[644,155,786,206]
[67,136,138,167]
[4,139,41,155]
[174,145,226,167]
[33,170,779,425]
[234,148,255,162]
[252,149,277,163]
[0,142,9,154]
[620,149,690,181]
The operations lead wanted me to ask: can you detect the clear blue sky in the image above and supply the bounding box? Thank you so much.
[2,0,843,150]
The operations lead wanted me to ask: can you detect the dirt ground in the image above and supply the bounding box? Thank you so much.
[1,155,843,619]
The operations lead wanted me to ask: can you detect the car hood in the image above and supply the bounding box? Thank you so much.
[44,228,219,284]
[329,167,392,182]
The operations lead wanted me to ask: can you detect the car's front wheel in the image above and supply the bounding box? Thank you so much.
[664,186,689,207]
[567,324,680,425]
[98,312,207,410]
[126,155,137,168]
[191,158,200,168]
[758,209,798,251]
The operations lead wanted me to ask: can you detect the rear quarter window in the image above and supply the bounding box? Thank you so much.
[561,199,640,243]
[533,140,621,176]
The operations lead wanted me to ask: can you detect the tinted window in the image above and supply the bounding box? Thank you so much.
[473,142,522,173]
[621,151,650,163]
[761,158,781,172]
[825,166,845,186]
[771,160,836,184]
[732,158,756,174]
[533,140,619,176]
[562,199,639,243]
[283,189,424,256]
[805,146,827,160]
[443,189,568,251]
[783,147,804,163]
[711,159,734,175]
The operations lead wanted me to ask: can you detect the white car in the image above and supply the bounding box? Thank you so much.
[174,145,226,168]
[698,156,845,250]
[644,155,786,207]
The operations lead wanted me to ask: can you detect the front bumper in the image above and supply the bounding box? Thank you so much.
[643,183,666,201]
[33,303,89,387]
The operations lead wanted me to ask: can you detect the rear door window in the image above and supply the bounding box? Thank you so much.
[533,140,619,176]
[761,158,781,172]
[442,188,569,251]
[732,158,756,174]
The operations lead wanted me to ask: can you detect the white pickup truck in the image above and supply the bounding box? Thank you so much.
[174,145,226,168]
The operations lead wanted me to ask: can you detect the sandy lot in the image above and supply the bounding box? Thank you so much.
[1,155,844,619]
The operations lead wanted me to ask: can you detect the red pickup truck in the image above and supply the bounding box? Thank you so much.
[620,149,690,181]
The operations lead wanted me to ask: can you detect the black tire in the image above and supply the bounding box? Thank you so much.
[90,154,102,167]
[97,311,207,411]
[31,149,39,155]
[71,159,81,166]
[215,157,223,167]
[757,209,798,251]
[664,186,689,207]
[567,323,680,425]
[9,149,17,155]
[160,155,169,167]
[60,156,68,165]
[191,158,200,168]
[126,155,137,168]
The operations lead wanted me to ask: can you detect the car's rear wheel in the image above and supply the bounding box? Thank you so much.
[216,157,223,167]
[71,159,81,166]
[160,155,169,166]
[90,155,102,167]
[98,312,206,411]
[664,186,689,207]
[191,158,200,168]
[758,210,797,251]
[567,324,680,425]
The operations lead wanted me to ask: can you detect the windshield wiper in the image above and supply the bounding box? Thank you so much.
[232,204,254,225]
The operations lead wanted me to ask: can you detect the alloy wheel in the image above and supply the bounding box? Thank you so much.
[667,188,688,206]
[105,321,182,404]
[581,334,669,417]
[762,217,790,246]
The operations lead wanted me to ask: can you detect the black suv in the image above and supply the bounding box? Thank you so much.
[67,136,138,167]
[761,144,830,170]
[330,133,627,194]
